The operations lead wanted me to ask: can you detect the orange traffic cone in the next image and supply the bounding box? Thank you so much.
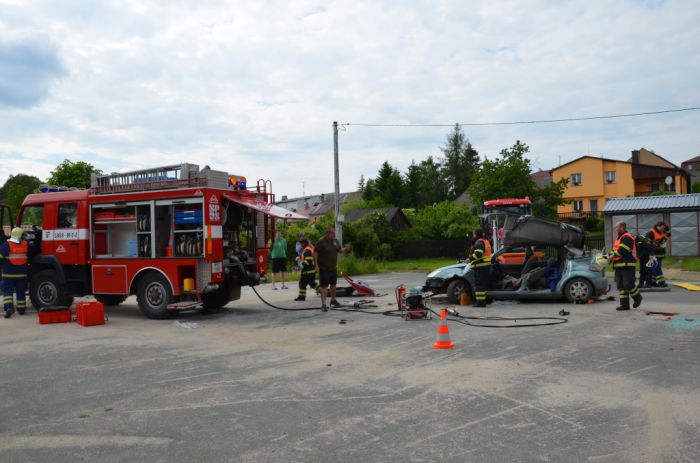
[433,309,455,349]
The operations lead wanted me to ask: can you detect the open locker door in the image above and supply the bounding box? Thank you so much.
[222,193,308,220]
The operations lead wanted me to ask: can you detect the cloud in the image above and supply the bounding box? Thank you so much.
[0,38,65,108]
[0,0,699,195]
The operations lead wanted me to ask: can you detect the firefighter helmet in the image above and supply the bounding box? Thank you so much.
[9,227,23,244]
[595,253,609,268]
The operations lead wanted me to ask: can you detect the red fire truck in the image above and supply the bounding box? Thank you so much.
[15,164,305,319]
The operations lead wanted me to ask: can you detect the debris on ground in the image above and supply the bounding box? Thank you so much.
[175,321,198,330]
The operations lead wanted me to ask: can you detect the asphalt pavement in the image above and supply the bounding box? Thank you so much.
[1,272,699,462]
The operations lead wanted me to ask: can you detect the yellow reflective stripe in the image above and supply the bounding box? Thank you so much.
[1,274,27,278]
[618,243,631,252]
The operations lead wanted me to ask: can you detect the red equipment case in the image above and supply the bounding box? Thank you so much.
[38,308,72,324]
[75,301,106,326]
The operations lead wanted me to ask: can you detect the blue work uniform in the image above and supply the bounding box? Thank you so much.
[0,239,37,315]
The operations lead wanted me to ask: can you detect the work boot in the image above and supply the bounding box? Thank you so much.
[294,296,305,301]
[17,309,25,315]
[473,301,486,308]
[321,305,329,312]
[615,305,630,311]
[633,294,642,309]
[330,299,342,308]
[658,282,667,288]
[4,308,14,319]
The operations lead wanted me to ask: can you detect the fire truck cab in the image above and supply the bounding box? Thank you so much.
[16,164,305,319]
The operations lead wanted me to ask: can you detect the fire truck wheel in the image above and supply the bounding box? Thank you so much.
[30,270,71,309]
[136,273,173,319]
[94,294,128,306]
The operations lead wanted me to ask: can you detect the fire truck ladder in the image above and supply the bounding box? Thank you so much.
[91,163,205,194]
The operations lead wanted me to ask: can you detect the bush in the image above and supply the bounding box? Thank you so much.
[582,216,604,233]
[410,201,479,240]
[338,254,378,275]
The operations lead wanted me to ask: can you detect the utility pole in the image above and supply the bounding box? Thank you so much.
[333,121,343,244]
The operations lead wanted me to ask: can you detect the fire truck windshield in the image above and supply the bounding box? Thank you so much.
[484,204,531,215]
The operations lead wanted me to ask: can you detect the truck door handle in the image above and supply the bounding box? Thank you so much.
[105,268,113,276]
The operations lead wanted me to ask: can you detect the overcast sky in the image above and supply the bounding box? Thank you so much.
[1,0,699,198]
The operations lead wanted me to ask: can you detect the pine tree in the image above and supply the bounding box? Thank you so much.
[440,124,480,199]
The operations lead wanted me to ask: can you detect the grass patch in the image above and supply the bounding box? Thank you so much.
[338,254,379,275]
[377,257,458,273]
[661,256,700,273]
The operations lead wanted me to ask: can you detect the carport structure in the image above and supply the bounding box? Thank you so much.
[603,193,700,256]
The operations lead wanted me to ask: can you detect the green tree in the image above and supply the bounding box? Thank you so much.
[469,141,567,218]
[357,174,366,192]
[440,124,480,199]
[469,140,536,205]
[403,157,449,208]
[410,201,479,240]
[365,161,405,207]
[692,181,700,193]
[0,174,41,215]
[532,177,569,219]
[47,159,103,189]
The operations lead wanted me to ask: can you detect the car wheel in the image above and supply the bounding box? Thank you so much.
[446,279,469,304]
[564,278,593,302]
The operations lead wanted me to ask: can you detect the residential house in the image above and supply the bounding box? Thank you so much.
[552,148,690,217]
[531,169,552,188]
[344,207,412,231]
[681,155,700,184]
[276,191,362,223]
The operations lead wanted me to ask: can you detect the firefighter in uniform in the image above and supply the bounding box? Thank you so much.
[294,238,318,301]
[469,229,492,308]
[610,221,642,311]
[1,228,36,318]
[646,222,670,287]
[635,233,653,288]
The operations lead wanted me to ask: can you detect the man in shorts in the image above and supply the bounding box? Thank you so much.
[313,227,347,311]
[270,230,288,290]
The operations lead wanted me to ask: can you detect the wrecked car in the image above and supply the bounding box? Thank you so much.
[424,216,609,303]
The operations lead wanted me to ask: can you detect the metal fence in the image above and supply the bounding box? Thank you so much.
[584,237,606,252]
[557,211,604,221]
[395,239,469,259]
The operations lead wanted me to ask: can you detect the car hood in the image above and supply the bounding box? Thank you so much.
[504,215,585,248]
[427,262,468,278]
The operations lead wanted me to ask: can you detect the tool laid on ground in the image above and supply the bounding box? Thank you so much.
[329,273,387,297]
[644,310,680,317]
[396,285,431,321]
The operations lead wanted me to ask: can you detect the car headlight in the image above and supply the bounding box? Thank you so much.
[427,269,443,278]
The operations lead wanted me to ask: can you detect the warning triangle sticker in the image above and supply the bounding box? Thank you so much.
[209,195,219,204]
[56,244,66,253]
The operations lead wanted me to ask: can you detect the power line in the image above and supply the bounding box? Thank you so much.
[342,106,700,128]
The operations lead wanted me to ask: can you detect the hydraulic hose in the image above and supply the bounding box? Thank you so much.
[251,286,567,327]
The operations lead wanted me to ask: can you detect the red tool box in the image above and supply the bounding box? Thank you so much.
[38,307,72,324]
[75,301,106,326]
